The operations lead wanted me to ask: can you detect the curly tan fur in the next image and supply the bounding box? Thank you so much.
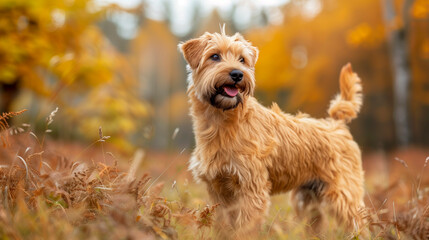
[179,31,365,239]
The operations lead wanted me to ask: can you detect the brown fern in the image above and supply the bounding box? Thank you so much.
[390,206,429,240]
[0,109,27,147]
[197,204,220,229]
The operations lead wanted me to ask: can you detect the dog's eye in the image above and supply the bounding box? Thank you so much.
[210,54,220,61]
[239,57,245,63]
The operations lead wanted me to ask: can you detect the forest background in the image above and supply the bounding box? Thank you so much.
[1,0,429,239]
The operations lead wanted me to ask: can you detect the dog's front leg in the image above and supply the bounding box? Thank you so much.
[209,173,271,240]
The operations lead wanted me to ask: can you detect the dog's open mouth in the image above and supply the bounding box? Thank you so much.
[209,84,243,110]
[221,85,239,98]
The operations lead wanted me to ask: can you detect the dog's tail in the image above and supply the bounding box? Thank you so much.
[328,63,362,123]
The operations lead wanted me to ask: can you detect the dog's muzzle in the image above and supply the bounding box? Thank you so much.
[209,84,243,110]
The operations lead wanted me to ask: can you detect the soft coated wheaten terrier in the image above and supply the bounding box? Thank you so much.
[179,30,365,238]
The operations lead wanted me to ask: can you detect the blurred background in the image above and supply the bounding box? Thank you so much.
[1,0,429,156]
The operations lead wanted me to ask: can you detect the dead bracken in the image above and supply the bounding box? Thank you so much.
[0,110,428,239]
[0,110,218,240]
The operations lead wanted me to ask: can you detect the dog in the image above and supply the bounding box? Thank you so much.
[179,30,365,238]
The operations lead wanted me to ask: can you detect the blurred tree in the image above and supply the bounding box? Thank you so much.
[195,10,235,36]
[248,0,429,149]
[409,0,429,145]
[248,0,396,149]
[0,0,111,112]
[130,20,181,149]
[382,0,414,147]
[69,30,150,151]
[0,0,148,150]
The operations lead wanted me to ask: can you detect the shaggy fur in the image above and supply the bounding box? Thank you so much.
[179,31,365,239]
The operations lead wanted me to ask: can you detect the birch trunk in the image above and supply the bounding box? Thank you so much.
[382,0,414,146]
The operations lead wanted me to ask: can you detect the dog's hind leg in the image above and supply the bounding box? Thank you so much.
[322,184,366,235]
[291,179,327,233]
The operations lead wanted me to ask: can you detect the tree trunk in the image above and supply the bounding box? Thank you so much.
[0,79,20,113]
[382,0,414,147]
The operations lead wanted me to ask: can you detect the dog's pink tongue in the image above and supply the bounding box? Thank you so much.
[224,86,238,97]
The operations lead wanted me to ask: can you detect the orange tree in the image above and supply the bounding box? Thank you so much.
[0,0,111,110]
[247,0,429,148]
[0,0,148,150]
[247,0,396,149]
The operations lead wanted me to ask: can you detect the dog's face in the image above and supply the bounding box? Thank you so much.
[179,32,258,110]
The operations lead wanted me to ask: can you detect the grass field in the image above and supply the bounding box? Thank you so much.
[0,111,428,239]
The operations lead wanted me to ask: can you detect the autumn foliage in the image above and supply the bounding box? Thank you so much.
[247,0,429,149]
[0,0,428,239]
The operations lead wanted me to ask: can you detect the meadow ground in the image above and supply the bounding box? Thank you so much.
[0,114,428,239]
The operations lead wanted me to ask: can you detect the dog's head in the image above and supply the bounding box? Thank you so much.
[179,32,258,110]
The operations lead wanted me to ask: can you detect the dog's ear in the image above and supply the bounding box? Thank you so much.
[233,32,246,42]
[233,33,259,67]
[248,45,259,67]
[179,36,208,70]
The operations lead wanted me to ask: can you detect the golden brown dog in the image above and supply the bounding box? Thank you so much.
[179,30,365,238]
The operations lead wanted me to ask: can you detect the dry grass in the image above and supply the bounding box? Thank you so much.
[0,109,217,240]
[0,110,428,239]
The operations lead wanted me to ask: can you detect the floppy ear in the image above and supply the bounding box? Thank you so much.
[179,37,207,70]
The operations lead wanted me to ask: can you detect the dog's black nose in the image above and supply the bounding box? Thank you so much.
[230,70,243,82]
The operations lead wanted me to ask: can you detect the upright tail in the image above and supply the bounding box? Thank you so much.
[328,63,363,123]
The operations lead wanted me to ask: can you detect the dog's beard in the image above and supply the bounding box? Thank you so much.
[209,89,242,110]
